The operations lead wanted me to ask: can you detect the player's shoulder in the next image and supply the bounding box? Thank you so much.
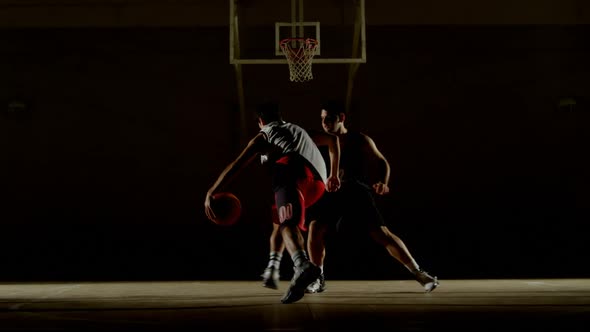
[287,121,310,132]
[346,130,369,140]
[346,131,377,148]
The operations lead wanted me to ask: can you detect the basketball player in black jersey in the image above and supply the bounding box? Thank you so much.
[261,101,438,293]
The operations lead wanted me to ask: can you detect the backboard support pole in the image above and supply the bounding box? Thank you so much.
[230,0,248,146]
[346,0,364,115]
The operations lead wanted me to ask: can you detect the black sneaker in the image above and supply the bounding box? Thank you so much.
[281,261,321,304]
[305,273,326,293]
[261,266,280,290]
[414,269,439,292]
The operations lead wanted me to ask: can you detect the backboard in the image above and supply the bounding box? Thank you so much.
[229,0,366,65]
[228,0,367,143]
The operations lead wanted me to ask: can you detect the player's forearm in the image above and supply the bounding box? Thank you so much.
[328,135,340,178]
[207,162,238,195]
[207,142,258,195]
[378,158,391,185]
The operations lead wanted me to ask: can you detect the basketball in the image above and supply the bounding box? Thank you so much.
[210,192,242,226]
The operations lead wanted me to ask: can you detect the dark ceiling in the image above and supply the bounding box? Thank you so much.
[0,0,588,28]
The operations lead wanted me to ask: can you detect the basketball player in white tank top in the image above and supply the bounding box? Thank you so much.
[205,102,340,304]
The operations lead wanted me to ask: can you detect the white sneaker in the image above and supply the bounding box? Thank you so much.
[261,266,280,289]
[415,269,439,292]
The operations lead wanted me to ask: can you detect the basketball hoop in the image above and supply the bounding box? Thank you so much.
[279,38,319,82]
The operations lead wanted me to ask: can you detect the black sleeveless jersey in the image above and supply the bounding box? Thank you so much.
[314,130,371,186]
[338,131,371,185]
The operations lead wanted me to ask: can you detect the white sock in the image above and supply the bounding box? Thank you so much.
[405,260,420,274]
[268,251,282,269]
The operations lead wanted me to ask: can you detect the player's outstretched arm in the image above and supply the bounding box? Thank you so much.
[312,132,341,192]
[204,133,266,220]
[363,134,390,195]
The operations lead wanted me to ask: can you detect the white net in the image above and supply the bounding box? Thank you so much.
[279,38,319,82]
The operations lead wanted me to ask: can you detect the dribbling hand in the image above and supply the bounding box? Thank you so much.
[204,192,217,221]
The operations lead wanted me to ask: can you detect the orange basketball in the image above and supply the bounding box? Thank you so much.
[210,192,242,226]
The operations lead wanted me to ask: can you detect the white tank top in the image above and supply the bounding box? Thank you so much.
[260,121,328,183]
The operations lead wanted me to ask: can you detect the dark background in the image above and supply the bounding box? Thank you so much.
[0,1,588,282]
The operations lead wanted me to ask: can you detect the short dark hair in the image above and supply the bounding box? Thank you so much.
[321,100,345,116]
[256,101,282,123]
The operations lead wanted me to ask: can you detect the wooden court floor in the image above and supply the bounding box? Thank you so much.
[0,279,588,332]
